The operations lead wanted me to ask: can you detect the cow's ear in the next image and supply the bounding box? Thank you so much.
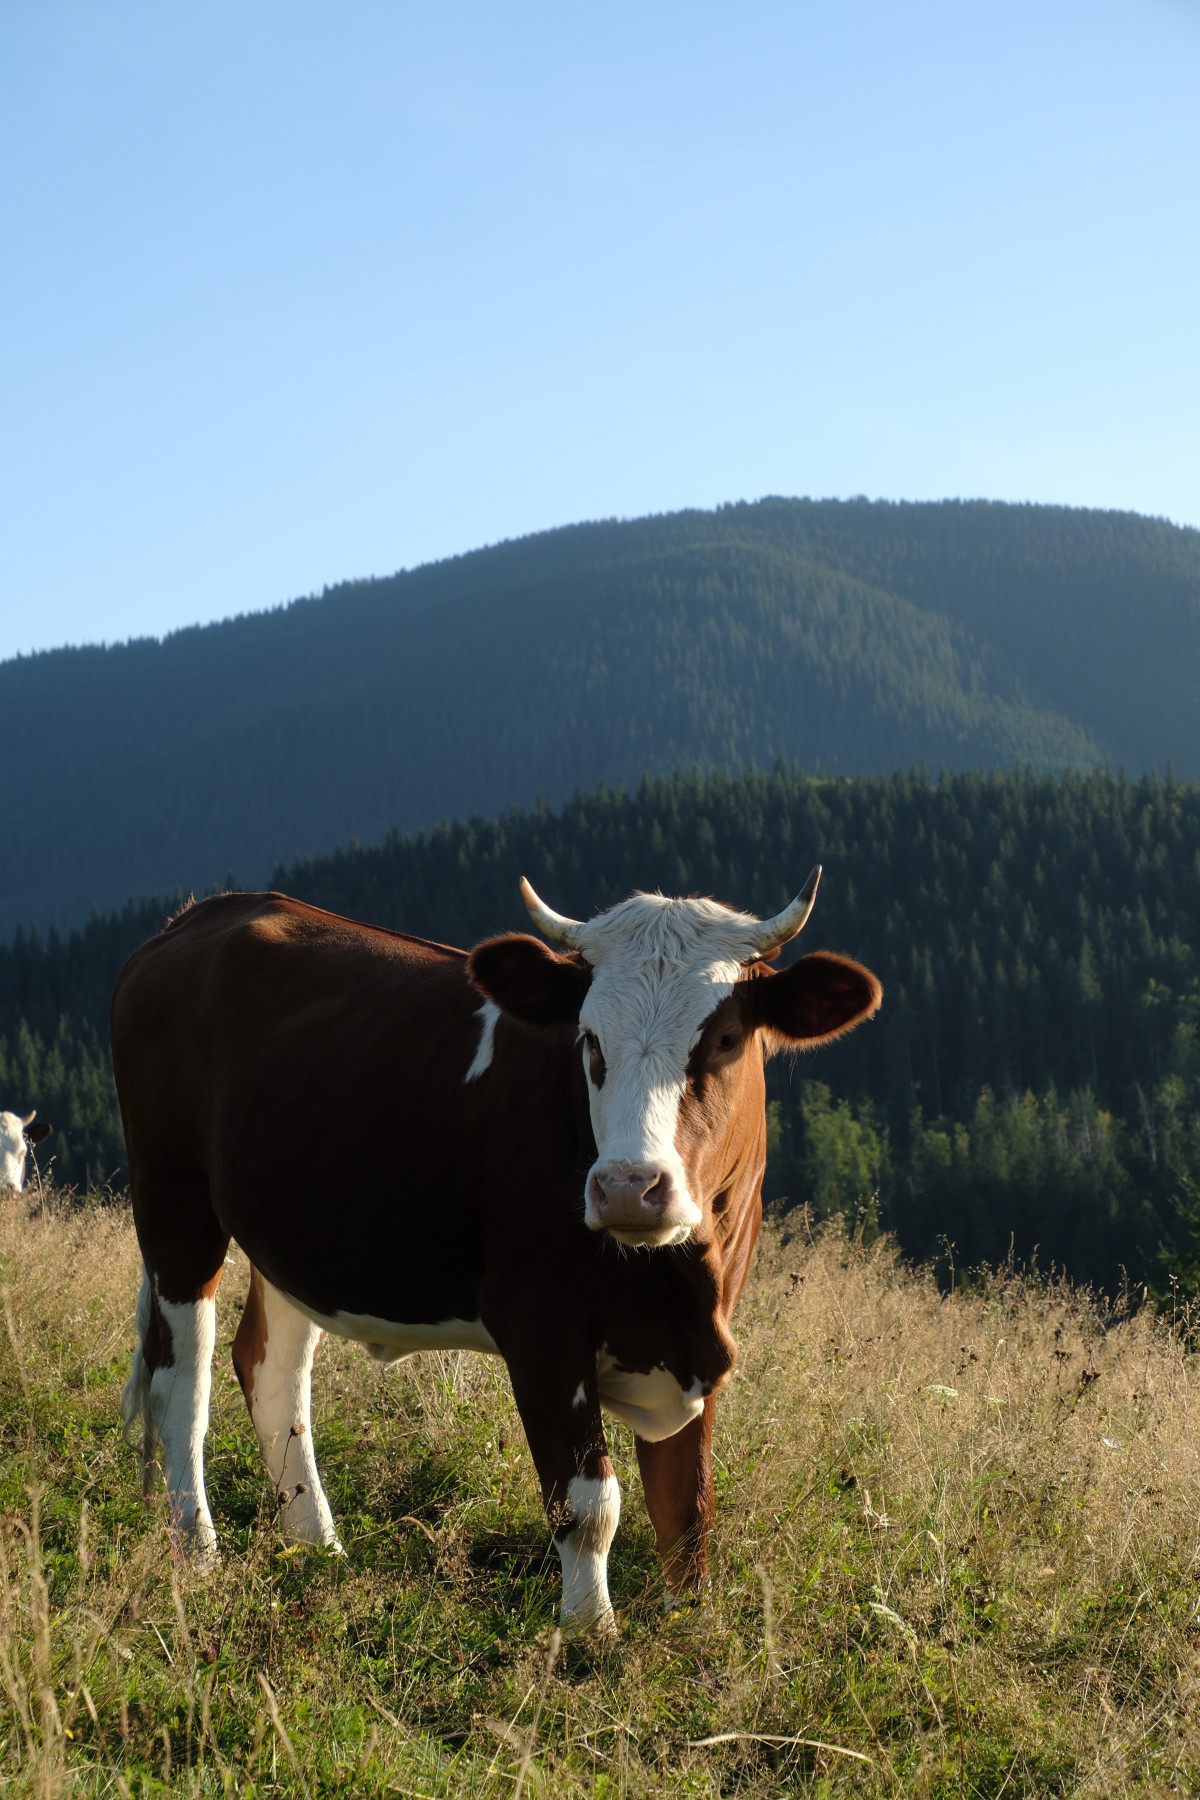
[25,1121,51,1146]
[468,933,592,1026]
[738,952,882,1053]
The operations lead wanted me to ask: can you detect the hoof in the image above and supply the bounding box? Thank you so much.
[276,1536,345,1561]
[171,1510,219,1564]
[560,1604,618,1639]
[662,1581,710,1614]
[177,1535,220,1569]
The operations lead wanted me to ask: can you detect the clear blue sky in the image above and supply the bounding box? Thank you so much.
[2,0,1197,657]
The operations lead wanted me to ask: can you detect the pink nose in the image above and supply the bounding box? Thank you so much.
[588,1162,675,1231]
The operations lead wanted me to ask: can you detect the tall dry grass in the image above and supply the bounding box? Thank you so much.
[1,1186,1199,1795]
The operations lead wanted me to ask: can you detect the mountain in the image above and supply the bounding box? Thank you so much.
[4,497,1199,934]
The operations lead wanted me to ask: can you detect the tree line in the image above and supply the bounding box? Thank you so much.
[3,762,1199,1290]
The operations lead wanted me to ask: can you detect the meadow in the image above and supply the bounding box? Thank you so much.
[2,1186,1199,1797]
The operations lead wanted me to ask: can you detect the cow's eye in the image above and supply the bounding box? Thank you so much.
[714,1030,740,1056]
[583,1031,606,1082]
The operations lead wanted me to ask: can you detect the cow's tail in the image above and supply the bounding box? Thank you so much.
[121,1266,158,1502]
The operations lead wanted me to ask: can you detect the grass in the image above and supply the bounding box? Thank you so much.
[2,1187,1200,1796]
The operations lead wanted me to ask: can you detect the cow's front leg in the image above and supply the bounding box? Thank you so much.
[635,1392,716,1607]
[506,1351,620,1635]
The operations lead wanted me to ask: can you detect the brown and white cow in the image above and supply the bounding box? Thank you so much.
[0,1110,52,1191]
[112,872,880,1631]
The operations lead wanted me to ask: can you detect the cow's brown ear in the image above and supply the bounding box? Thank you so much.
[25,1121,52,1146]
[468,933,592,1026]
[738,952,882,1053]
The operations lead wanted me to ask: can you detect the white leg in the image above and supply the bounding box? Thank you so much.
[236,1272,341,1549]
[149,1290,219,1559]
[556,1472,621,1634]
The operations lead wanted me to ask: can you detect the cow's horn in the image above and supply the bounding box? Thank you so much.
[519,877,585,950]
[750,865,822,954]
[21,1110,36,1127]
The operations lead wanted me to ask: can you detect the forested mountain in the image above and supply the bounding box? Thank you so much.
[5,498,1200,936]
[5,765,1199,1292]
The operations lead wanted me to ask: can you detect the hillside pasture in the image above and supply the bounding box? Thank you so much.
[1,1190,1199,1796]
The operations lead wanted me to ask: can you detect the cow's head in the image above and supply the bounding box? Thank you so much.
[468,872,881,1248]
[0,1110,52,1193]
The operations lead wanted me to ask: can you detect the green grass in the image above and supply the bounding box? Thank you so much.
[3,1189,1200,1795]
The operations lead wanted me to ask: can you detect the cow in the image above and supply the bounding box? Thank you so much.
[0,1110,52,1191]
[112,871,881,1632]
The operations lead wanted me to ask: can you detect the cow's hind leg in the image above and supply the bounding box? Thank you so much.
[124,1261,225,1559]
[233,1267,341,1550]
[125,1167,230,1557]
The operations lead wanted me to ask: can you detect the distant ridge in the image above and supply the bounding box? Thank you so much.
[4,497,1199,934]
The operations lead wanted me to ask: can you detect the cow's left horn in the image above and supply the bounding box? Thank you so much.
[749,865,822,954]
[21,1110,36,1128]
[519,877,585,951]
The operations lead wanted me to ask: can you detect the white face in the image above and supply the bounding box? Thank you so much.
[0,1113,30,1192]
[571,895,764,1242]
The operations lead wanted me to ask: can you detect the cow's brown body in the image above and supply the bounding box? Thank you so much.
[113,883,880,1628]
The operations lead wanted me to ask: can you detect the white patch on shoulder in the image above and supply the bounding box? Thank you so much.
[465,1001,502,1081]
[571,1380,588,1409]
[595,1346,707,1442]
[283,1295,500,1362]
[557,1472,620,1631]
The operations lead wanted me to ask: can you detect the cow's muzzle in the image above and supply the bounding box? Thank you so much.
[585,1161,700,1247]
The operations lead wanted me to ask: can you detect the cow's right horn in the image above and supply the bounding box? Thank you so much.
[749,865,822,954]
[519,877,585,951]
[21,1110,36,1128]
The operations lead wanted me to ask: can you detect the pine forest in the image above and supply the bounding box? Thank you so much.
[5,762,1199,1293]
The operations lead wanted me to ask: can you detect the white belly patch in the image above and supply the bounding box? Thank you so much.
[281,1299,699,1436]
[285,1296,500,1364]
[595,1347,706,1442]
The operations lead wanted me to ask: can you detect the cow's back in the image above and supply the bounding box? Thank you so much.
[111,892,502,1321]
[112,892,471,1140]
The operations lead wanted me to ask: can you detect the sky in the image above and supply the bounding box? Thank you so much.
[2,0,1198,657]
